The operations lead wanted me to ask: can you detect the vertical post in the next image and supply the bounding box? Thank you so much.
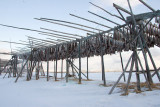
[79,40,82,84]
[27,61,30,80]
[12,56,15,77]
[54,60,55,78]
[61,59,63,78]
[66,59,69,82]
[30,58,33,78]
[66,45,69,82]
[55,46,58,81]
[29,40,33,80]
[15,56,18,77]
[101,52,106,85]
[47,48,49,81]
[27,61,30,81]
[100,35,106,86]
[87,56,89,80]
[14,56,17,77]
[135,51,141,91]
[0,58,1,75]
[71,58,75,76]
[36,61,40,80]
[29,60,32,80]
[11,57,13,77]
[124,52,135,95]
[12,57,14,77]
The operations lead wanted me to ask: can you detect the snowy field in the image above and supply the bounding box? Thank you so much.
[0,72,160,107]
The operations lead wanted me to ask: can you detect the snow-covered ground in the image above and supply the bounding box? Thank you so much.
[0,72,160,107]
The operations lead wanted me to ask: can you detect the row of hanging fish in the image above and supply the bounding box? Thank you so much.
[19,20,160,61]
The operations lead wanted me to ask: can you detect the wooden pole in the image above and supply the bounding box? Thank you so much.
[0,59,1,75]
[55,46,58,81]
[137,53,152,90]
[66,59,69,82]
[66,45,69,82]
[26,61,30,81]
[124,51,135,95]
[143,51,153,84]
[100,35,106,86]
[15,55,30,82]
[13,56,16,77]
[54,60,55,78]
[37,61,40,80]
[71,59,75,76]
[109,53,133,94]
[87,56,89,80]
[69,60,87,78]
[47,49,49,81]
[29,59,33,79]
[78,41,82,84]
[61,59,63,78]
[120,52,126,82]
[135,51,141,91]
[146,48,160,81]
[127,0,153,85]
[15,56,18,77]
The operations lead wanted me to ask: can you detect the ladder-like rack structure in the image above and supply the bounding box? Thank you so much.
[0,0,160,95]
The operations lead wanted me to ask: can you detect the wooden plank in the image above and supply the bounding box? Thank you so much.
[109,53,133,94]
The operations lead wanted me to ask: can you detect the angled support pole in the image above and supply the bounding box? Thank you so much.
[15,55,31,82]
[137,52,152,91]
[139,0,155,12]
[67,59,87,78]
[109,53,133,94]
[135,51,141,92]
[120,52,126,82]
[124,51,135,95]
[0,58,12,74]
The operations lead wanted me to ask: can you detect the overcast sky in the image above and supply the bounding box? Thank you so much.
[0,0,160,72]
